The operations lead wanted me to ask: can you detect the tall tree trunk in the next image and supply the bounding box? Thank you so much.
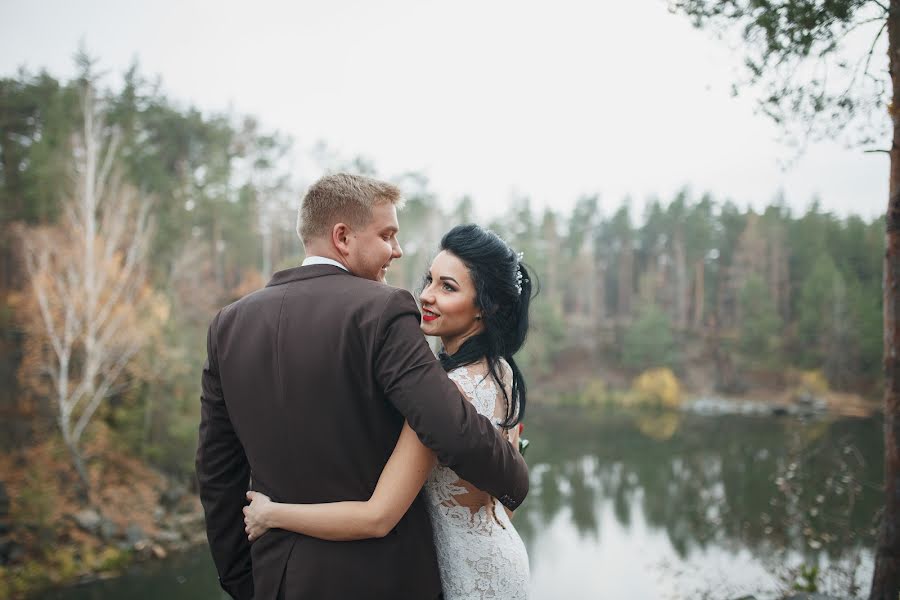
[212,212,224,290]
[56,352,89,500]
[62,430,90,503]
[674,231,688,331]
[871,4,900,598]
[692,260,705,330]
[595,259,606,323]
[546,235,560,311]
[618,240,633,318]
[258,191,273,278]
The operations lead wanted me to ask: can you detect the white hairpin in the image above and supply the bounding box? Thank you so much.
[514,251,528,295]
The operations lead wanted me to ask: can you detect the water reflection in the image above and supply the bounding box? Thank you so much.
[35,408,883,600]
[34,551,226,600]
[516,408,881,598]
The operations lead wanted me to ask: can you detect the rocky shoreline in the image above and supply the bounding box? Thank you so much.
[0,477,207,599]
[0,479,207,599]
[683,394,829,418]
[682,390,877,419]
[0,427,209,600]
[68,492,207,562]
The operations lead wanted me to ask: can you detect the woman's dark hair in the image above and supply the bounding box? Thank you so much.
[435,224,534,428]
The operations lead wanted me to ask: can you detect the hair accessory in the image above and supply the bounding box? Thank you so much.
[513,251,529,295]
[516,268,529,295]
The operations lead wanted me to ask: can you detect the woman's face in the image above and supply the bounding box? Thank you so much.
[419,250,484,352]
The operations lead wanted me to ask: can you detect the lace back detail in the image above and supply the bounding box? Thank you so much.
[423,358,529,599]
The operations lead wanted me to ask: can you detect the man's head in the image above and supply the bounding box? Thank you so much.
[298,173,405,282]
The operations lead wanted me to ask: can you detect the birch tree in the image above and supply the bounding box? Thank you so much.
[17,76,154,500]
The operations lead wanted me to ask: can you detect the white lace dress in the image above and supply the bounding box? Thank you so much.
[423,358,530,600]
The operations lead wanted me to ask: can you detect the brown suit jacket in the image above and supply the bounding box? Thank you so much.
[196,265,530,600]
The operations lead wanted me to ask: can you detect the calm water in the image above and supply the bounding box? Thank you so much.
[37,407,883,600]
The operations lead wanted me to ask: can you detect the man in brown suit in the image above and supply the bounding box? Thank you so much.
[196,173,530,599]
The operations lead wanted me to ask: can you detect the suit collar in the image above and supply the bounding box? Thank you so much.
[265,264,351,287]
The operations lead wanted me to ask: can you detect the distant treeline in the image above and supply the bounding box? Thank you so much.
[0,62,883,478]
[454,190,884,397]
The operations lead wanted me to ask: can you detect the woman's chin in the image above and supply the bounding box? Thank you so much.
[420,322,440,337]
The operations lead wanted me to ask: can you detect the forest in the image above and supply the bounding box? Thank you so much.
[0,58,883,478]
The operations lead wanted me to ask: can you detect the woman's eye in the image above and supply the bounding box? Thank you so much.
[443,283,455,292]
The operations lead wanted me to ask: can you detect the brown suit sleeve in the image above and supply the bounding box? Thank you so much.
[196,310,254,600]
[374,289,529,509]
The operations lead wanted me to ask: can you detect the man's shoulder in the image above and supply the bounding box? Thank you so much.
[208,283,288,333]
[319,276,418,309]
[211,276,418,330]
[217,285,273,317]
[368,282,417,304]
[370,284,420,316]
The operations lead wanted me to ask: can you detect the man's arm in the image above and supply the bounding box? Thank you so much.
[374,289,529,510]
[196,310,254,600]
[242,421,437,542]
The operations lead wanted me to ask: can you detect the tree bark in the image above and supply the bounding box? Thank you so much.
[871,3,900,598]
[674,230,689,331]
[618,238,633,318]
[692,260,705,330]
[62,430,90,503]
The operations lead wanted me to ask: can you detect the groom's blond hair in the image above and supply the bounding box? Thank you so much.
[297,173,404,244]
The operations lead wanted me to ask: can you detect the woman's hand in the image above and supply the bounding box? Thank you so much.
[243,490,274,542]
[508,422,522,450]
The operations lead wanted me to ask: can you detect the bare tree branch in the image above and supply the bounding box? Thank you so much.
[73,340,140,443]
[864,21,889,83]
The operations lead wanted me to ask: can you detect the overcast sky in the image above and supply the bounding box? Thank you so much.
[0,0,888,223]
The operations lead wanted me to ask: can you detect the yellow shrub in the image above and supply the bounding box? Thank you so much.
[635,411,682,440]
[628,368,682,408]
[797,370,830,395]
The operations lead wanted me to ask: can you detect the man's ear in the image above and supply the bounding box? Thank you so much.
[332,222,352,257]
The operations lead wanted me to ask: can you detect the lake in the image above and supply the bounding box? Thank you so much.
[35,407,883,600]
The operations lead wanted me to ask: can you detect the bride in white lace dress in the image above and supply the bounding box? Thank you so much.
[243,224,532,599]
[426,357,529,599]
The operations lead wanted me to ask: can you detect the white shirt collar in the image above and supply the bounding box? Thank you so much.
[301,256,348,272]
